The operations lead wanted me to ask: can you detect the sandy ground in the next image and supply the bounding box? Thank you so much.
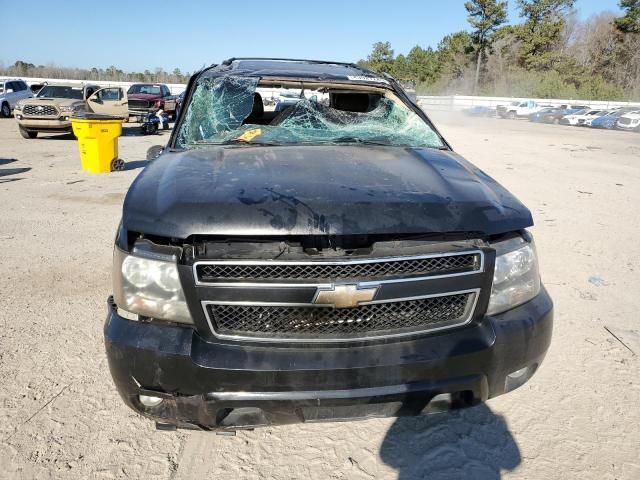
[0,114,638,479]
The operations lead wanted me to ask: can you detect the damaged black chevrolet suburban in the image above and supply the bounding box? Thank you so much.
[105,58,553,431]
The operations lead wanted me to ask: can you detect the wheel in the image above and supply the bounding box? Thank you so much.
[553,118,560,125]
[141,123,158,135]
[111,159,125,171]
[146,145,164,160]
[18,126,37,139]
[1,102,11,118]
[509,111,516,120]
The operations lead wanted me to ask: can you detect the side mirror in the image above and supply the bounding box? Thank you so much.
[146,145,164,161]
[90,97,99,103]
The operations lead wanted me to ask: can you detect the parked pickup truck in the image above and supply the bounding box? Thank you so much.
[105,58,553,432]
[497,100,545,119]
[127,83,177,119]
[14,83,128,138]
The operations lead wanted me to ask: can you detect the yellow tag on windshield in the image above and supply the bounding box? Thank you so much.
[236,128,262,142]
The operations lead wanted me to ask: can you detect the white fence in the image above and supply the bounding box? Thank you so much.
[417,95,640,112]
[0,76,188,95]
[4,77,639,111]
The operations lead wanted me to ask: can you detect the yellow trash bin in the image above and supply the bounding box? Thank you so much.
[71,113,125,173]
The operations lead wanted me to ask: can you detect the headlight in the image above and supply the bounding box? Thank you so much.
[14,103,22,111]
[487,233,541,316]
[113,247,193,324]
[59,105,78,112]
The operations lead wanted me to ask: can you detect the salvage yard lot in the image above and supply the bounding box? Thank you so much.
[1,114,639,479]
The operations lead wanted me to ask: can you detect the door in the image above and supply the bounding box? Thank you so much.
[87,87,128,118]
[16,81,32,102]
[5,82,19,107]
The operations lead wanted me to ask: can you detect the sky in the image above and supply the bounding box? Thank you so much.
[0,0,623,74]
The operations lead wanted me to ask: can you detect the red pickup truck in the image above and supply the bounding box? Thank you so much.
[126,83,178,119]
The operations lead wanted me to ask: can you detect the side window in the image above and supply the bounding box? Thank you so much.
[162,85,169,96]
[97,88,121,101]
[17,81,28,91]
[6,81,16,92]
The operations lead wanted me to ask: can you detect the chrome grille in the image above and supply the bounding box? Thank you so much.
[205,292,474,341]
[196,253,480,283]
[23,104,58,116]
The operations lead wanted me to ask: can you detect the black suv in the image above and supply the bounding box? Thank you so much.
[105,58,553,431]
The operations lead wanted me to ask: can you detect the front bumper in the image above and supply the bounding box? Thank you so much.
[104,289,553,430]
[16,117,72,132]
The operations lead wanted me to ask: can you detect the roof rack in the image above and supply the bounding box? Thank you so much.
[221,57,362,69]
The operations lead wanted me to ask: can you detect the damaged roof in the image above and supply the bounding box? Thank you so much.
[206,58,390,84]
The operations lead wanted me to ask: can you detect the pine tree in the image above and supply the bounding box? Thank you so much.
[465,0,509,93]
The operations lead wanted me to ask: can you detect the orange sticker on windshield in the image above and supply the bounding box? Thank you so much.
[236,128,262,142]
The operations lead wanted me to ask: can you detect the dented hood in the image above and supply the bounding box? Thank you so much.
[122,145,532,238]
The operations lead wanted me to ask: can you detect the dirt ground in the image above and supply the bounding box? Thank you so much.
[0,114,639,480]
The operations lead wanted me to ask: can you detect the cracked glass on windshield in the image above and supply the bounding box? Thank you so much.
[176,75,443,149]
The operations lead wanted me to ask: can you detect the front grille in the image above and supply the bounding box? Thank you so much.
[128,99,153,110]
[23,104,58,116]
[205,292,474,341]
[196,253,480,283]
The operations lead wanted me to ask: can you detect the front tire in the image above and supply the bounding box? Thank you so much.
[1,102,11,118]
[19,126,37,139]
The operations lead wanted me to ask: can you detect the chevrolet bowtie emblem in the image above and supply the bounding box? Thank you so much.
[313,284,379,309]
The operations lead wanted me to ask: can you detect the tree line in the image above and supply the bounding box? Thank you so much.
[2,1,638,100]
[0,61,189,85]
[358,0,640,100]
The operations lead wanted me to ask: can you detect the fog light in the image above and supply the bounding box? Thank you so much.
[139,394,163,407]
[504,364,537,393]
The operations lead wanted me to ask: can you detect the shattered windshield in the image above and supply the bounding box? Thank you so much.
[176,75,443,149]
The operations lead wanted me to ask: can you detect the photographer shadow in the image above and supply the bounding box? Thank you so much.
[379,403,520,479]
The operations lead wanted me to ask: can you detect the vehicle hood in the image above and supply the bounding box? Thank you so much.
[20,97,84,106]
[128,93,162,100]
[122,145,533,238]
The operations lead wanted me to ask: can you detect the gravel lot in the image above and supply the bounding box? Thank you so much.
[0,114,639,479]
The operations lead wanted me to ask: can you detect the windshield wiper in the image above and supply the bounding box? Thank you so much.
[221,139,281,146]
[331,137,391,146]
[192,139,281,147]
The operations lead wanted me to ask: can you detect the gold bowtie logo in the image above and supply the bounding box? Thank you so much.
[313,284,379,309]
